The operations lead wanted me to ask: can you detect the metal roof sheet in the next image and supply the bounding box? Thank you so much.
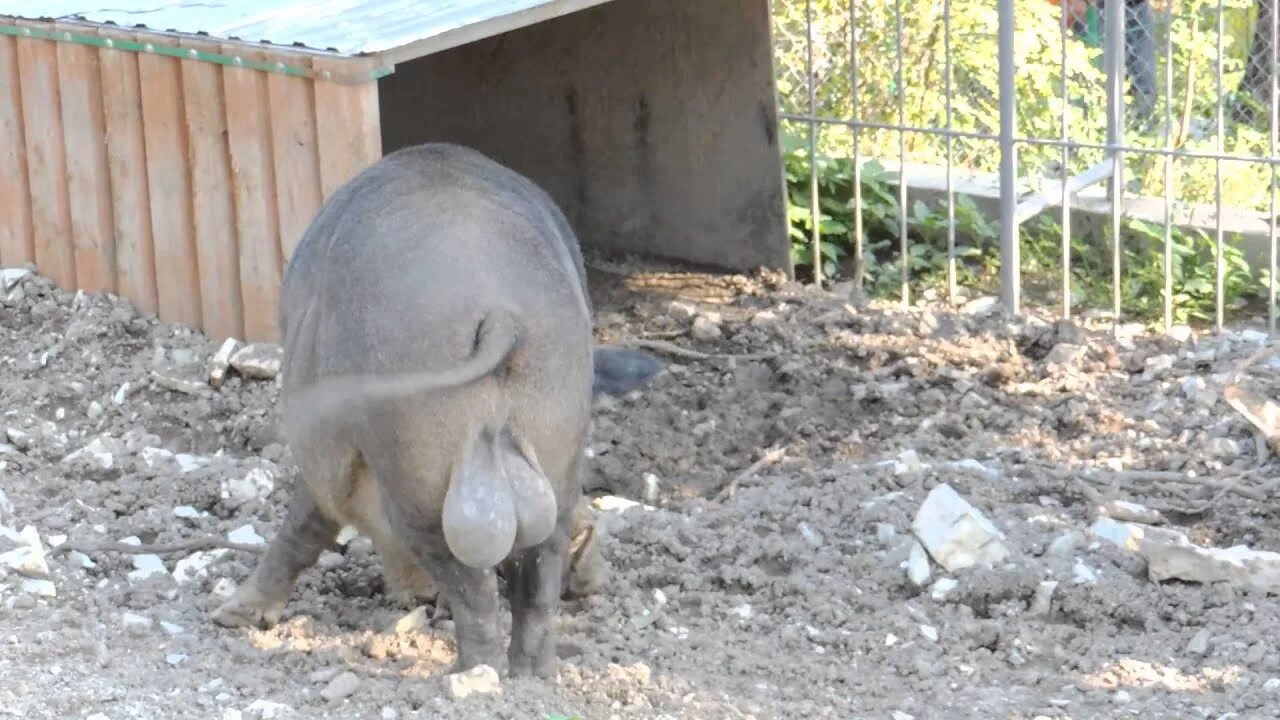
[0,0,614,61]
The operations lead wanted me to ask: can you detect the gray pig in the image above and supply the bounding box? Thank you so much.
[211,143,661,678]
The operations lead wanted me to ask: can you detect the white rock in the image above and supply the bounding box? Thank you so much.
[732,603,753,620]
[1098,500,1164,525]
[316,550,345,570]
[1209,437,1240,460]
[894,449,924,475]
[86,401,104,420]
[912,483,1009,572]
[797,522,824,549]
[120,612,153,631]
[0,525,48,578]
[391,606,429,635]
[1028,580,1058,616]
[380,707,399,720]
[212,577,237,599]
[46,534,65,548]
[641,473,661,505]
[885,633,899,647]
[230,344,283,380]
[127,554,168,582]
[173,549,229,584]
[1263,677,1280,692]
[228,524,265,546]
[1073,558,1098,584]
[1187,628,1211,657]
[62,436,116,471]
[1047,530,1085,557]
[85,715,109,720]
[920,624,939,642]
[962,296,1001,316]
[320,671,360,701]
[335,526,359,546]
[667,301,697,320]
[67,550,96,569]
[209,338,241,387]
[876,523,898,543]
[1140,533,1280,592]
[445,664,502,699]
[930,577,959,601]
[221,467,276,507]
[1239,328,1270,345]
[244,700,291,719]
[690,315,722,341]
[166,653,188,666]
[0,267,32,294]
[20,578,56,597]
[111,383,130,406]
[905,540,931,586]
[173,505,201,519]
[591,495,654,514]
[160,621,185,635]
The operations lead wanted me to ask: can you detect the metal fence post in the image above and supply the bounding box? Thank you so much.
[1104,0,1125,321]
[998,0,1019,313]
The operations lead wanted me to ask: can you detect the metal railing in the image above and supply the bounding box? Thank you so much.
[773,0,1280,333]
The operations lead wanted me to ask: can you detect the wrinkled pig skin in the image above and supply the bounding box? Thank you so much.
[211,143,660,679]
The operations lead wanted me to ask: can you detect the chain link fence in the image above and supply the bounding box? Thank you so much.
[773,0,1280,333]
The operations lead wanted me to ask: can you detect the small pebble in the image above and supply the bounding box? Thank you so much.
[320,671,360,701]
[445,664,502,699]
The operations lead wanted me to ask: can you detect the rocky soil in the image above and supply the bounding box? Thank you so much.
[4,258,1280,719]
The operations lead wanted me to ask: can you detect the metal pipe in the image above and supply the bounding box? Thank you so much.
[1105,0,1125,323]
[998,0,1019,313]
[896,0,910,307]
[805,0,821,287]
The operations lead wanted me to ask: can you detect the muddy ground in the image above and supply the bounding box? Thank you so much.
[3,257,1280,719]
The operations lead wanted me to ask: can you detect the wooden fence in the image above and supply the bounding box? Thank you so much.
[0,21,383,342]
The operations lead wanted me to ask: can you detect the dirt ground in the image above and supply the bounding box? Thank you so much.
[4,256,1280,720]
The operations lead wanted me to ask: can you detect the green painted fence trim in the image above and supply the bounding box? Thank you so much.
[0,20,393,84]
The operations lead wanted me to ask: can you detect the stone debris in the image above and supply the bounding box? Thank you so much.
[445,664,502,699]
[120,612,153,633]
[1028,580,1058,616]
[20,578,56,597]
[316,550,345,570]
[930,578,959,602]
[912,483,1009,572]
[221,467,276,507]
[244,700,292,719]
[166,653,188,666]
[172,505,201,519]
[160,621,185,635]
[919,624,939,642]
[642,472,661,505]
[150,366,212,397]
[798,521,825,549]
[173,549,229,585]
[0,525,49,578]
[381,707,399,720]
[228,524,266,546]
[1141,533,1280,593]
[212,577,238,599]
[335,526,359,546]
[1073,558,1098,584]
[320,671,360,702]
[1097,500,1164,526]
[690,314,723,341]
[111,382,130,406]
[390,606,429,635]
[62,436,117,474]
[592,495,652,514]
[209,338,241,388]
[905,540,931,586]
[230,343,283,380]
[1187,628,1212,657]
[127,554,168,582]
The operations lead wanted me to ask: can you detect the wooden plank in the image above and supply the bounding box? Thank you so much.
[99,35,159,314]
[138,47,203,327]
[266,69,322,263]
[57,37,117,294]
[180,38,244,342]
[0,34,34,267]
[14,29,76,288]
[223,46,282,343]
[312,56,382,201]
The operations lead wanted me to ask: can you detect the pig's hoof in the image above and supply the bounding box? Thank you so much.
[212,589,284,629]
[508,651,557,679]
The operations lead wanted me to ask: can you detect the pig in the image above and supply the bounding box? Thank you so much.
[211,142,661,678]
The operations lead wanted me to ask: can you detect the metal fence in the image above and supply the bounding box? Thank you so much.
[772,0,1280,333]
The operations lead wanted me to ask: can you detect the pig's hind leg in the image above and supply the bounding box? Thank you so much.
[211,447,352,629]
[381,492,503,674]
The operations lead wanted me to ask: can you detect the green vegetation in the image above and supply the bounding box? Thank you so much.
[772,0,1277,323]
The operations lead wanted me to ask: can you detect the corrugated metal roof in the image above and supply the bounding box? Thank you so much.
[0,0,614,61]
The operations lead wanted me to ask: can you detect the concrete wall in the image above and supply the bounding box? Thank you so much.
[378,0,791,274]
